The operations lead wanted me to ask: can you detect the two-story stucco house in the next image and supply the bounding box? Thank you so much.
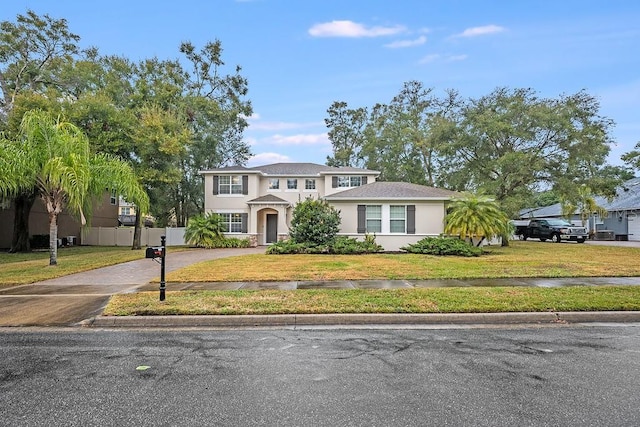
[200,162,459,251]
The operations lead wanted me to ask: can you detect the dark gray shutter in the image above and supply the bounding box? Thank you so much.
[407,205,416,234]
[362,176,367,185]
[332,176,338,188]
[357,205,366,233]
[242,175,248,195]
[241,213,248,233]
[212,176,219,195]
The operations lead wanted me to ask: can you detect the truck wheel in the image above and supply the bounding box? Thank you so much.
[551,233,561,243]
[540,238,546,242]
[518,233,527,241]
[577,238,585,243]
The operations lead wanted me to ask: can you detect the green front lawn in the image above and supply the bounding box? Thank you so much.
[165,241,640,282]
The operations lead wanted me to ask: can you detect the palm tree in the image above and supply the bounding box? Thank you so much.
[0,110,149,265]
[184,213,227,248]
[444,193,510,246]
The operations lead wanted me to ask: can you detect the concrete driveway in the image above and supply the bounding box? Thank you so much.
[0,247,263,326]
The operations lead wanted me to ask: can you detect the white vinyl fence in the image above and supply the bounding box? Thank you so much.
[82,227,186,247]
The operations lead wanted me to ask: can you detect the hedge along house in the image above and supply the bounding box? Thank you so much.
[200,162,460,250]
[519,177,640,241]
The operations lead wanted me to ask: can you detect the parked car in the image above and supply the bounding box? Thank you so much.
[521,218,588,243]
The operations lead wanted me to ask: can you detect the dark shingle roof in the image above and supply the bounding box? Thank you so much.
[247,194,290,204]
[201,162,379,176]
[519,177,640,218]
[324,181,459,200]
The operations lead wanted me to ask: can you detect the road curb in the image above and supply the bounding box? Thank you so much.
[86,311,640,328]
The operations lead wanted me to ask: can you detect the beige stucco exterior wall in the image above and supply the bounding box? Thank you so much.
[329,199,447,251]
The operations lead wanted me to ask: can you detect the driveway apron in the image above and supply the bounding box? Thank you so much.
[0,248,263,327]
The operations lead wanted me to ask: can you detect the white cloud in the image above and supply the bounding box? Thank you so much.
[446,54,468,62]
[384,35,427,48]
[247,152,292,166]
[268,133,329,146]
[419,53,467,64]
[248,120,324,131]
[456,24,506,37]
[419,54,441,64]
[308,20,405,38]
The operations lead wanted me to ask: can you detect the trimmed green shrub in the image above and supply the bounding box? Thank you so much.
[266,235,383,255]
[265,239,307,254]
[289,198,340,246]
[401,236,483,257]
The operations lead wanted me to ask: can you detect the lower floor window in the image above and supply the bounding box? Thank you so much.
[366,205,382,233]
[390,205,406,233]
[219,213,243,233]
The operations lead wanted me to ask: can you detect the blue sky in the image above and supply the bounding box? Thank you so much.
[3,1,640,168]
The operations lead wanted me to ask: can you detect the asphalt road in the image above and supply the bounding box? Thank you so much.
[1,324,639,426]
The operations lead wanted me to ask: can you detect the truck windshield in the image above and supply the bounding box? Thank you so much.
[546,219,573,226]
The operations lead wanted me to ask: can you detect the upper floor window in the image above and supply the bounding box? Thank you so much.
[110,189,117,205]
[390,205,406,233]
[305,179,316,190]
[268,179,280,190]
[121,207,132,215]
[335,175,366,188]
[287,179,297,190]
[219,175,243,194]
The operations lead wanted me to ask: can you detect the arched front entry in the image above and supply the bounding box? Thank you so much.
[256,207,280,245]
[266,212,278,243]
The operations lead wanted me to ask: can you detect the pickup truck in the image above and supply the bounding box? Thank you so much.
[518,218,588,243]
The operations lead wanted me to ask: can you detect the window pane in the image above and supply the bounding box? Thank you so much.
[366,220,381,233]
[287,179,297,189]
[269,179,279,189]
[350,176,362,187]
[390,205,405,219]
[338,176,350,187]
[366,205,381,218]
[305,179,316,190]
[390,220,405,233]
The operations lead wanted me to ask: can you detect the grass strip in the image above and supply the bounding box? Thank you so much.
[0,246,190,286]
[103,286,640,316]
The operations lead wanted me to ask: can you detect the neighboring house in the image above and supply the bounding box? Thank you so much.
[519,177,640,241]
[200,162,459,251]
[118,197,137,226]
[0,192,119,249]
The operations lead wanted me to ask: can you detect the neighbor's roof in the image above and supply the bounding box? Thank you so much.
[520,177,640,218]
[324,181,459,200]
[199,162,379,176]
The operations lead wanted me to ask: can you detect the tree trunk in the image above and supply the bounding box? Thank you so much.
[132,209,142,250]
[49,212,58,266]
[501,233,510,247]
[9,193,36,253]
